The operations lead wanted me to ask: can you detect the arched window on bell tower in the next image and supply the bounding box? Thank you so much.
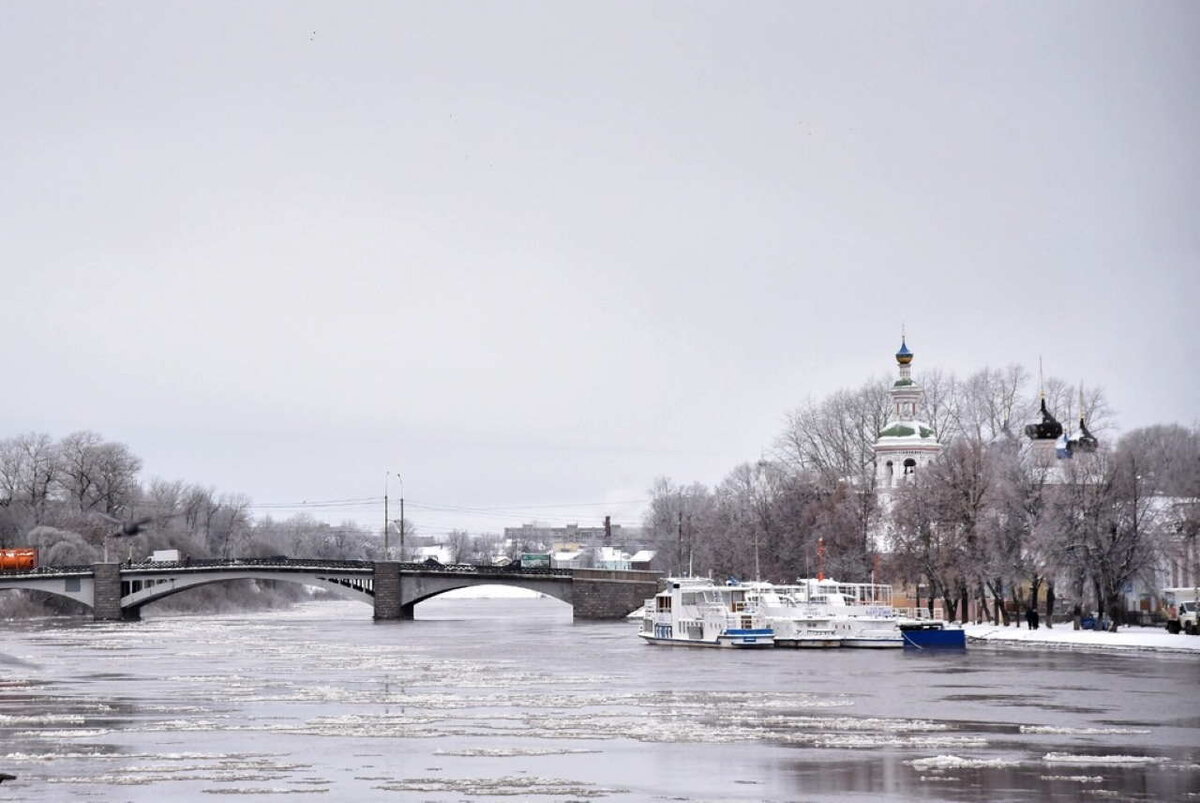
[903,457,917,477]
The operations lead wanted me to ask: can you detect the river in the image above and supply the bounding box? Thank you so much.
[1,594,1198,801]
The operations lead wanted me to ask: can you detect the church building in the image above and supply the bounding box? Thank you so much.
[873,337,942,488]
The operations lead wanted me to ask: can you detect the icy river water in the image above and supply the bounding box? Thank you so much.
[2,595,1198,802]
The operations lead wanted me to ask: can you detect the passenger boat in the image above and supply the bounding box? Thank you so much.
[899,621,967,649]
[741,583,842,648]
[638,578,774,648]
[793,578,907,648]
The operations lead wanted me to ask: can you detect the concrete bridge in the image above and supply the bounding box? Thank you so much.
[0,559,659,622]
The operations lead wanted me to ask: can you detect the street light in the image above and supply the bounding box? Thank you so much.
[384,472,403,561]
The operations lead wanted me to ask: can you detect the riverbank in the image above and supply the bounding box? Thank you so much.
[962,623,1200,655]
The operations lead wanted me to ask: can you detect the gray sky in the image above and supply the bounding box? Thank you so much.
[3,2,1197,536]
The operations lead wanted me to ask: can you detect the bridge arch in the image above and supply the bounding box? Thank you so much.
[0,582,94,613]
[402,579,574,609]
[121,570,376,614]
[0,573,96,611]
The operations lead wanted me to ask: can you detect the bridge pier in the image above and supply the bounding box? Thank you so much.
[570,569,659,620]
[372,562,413,621]
[92,563,125,621]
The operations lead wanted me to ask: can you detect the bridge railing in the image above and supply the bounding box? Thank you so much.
[2,558,574,578]
[0,564,93,578]
[120,557,573,576]
[120,557,377,572]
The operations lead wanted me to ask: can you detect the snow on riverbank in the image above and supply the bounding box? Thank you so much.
[962,623,1200,655]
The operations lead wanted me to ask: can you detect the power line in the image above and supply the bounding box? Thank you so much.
[248,496,382,510]
[240,495,648,529]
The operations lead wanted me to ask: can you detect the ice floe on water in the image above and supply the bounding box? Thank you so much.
[200,789,328,795]
[806,733,989,749]
[1040,775,1104,783]
[14,728,111,739]
[373,774,624,798]
[908,755,1022,770]
[1020,725,1152,735]
[4,749,116,762]
[908,752,1176,774]
[1041,752,1171,766]
[434,747,601,757]
[746,714,948,732]
[40,753,314,788]
[0,713,85,725]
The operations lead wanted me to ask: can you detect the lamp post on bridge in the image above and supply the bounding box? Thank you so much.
[384,472,403,561]
[399,478,404,562]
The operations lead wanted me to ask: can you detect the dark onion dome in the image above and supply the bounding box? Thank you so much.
[1071,416,1099,452]
[1024,398,1064,440]
[895,339,913,365]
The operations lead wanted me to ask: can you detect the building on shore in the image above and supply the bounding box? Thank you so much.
[503,521,639,550]
[873,337,942,490]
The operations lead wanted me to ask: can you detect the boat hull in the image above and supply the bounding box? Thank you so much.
[775,637,843,648]
[900,623,967,650]
[639,628,774,648]
[841,637,903,648]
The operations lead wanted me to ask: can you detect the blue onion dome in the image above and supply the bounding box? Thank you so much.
[895,339,913,365]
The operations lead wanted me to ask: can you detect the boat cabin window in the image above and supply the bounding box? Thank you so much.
[656,596,672,611]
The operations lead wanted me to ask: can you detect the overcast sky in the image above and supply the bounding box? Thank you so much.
[3,2,1197,536]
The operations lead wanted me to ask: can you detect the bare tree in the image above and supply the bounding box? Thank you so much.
[776,378,892,483]
[920,367,961,444]
[445,530,472,564]
[953,365,1029,444]
[57,432,142,517]
[0,433,59,526]
[1044,446,1162,631]
[889,470,967,620]
[643,477,714,576]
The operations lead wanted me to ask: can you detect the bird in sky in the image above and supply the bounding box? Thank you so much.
[95,513,178,538]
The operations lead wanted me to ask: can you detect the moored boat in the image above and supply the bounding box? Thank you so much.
[899,621,967,649]
[639,578,774,648]
[741,583,842,648]
[794,578,907,648]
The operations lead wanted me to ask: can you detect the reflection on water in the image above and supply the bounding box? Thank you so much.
[1,596,1197,801]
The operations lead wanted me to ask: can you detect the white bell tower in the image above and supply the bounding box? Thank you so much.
[874,334,942,489]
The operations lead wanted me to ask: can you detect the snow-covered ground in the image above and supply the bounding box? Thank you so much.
[962,623,1200,654]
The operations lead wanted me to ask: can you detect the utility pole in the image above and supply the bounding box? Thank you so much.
[686,513,693,577]
[384,472,390,560]
[677,510,683,576]
[399,483,405,562]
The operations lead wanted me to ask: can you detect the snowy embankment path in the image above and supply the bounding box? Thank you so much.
[962,623,1200,655]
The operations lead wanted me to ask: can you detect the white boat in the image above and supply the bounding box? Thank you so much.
[741,583,842,648]
[638,578,775,648]
[792,578,908,648]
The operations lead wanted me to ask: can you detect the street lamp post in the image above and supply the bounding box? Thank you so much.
[384,472,403,561]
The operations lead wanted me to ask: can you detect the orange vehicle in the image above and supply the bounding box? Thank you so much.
[0,548,38,571]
